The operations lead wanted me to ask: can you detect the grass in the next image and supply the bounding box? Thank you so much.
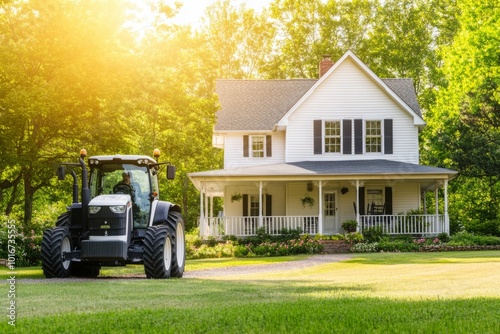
[1,251,499,333]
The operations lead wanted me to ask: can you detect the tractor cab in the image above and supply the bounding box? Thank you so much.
[87,156,160,228]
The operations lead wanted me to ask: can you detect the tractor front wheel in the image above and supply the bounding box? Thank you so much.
[41,227,72,278]
[143,225,173,279]
[165,211,185,278]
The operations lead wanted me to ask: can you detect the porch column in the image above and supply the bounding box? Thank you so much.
[318,180,323,234]
[199,185,205,237]
[258,181,263,228]
[356,180,360,231]
[444,179,449,233]
[435,185,439,227]
[210,195,214,222]
[422,191,427,214]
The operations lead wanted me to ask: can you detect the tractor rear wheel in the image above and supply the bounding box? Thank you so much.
[165,211,185,278]
[143,225,173,279]
[41,227,72,278]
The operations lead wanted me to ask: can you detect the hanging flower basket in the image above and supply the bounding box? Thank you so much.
[231,193,242,203]
[300,194,315,208]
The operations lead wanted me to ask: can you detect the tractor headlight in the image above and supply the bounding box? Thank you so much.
[89,206,101,214]
[109,205,126,214]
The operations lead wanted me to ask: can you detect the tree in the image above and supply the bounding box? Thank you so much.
[422,0,500,234]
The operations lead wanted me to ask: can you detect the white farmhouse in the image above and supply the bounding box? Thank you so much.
[189,51,457,237]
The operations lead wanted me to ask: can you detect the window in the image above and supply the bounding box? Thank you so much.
[250,195,260,216]
[244,135,272,158]
[251,136,264,158]
[324,121,341,153]
[365,120,382,153]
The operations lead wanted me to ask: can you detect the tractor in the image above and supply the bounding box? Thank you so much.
[41,149,185,279]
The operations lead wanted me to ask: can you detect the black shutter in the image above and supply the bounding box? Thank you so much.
[242,194,248,216]
[354,119,363,154]
[265,194,272,216]
[243,135,249,157]
[384,119,393,154]
[359,187,365,215]
[266,135,272,157]
[313,120,322,154]
[385,187,393,214]
[343,119,352,154]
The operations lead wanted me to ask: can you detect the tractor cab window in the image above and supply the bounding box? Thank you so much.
[90,164,151,228]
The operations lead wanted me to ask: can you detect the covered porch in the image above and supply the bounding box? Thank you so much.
[188,160,457,238]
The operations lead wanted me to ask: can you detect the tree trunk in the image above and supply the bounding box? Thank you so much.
[4,172,23,216]
[23,171,35,226]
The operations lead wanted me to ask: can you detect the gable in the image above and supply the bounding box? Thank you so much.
[278,51,425,127]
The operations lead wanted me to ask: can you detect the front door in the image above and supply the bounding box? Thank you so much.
[323,191,338,234]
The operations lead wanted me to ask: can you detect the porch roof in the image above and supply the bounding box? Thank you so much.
[188,159,457,191]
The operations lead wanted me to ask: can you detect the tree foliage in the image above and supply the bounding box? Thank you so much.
[1,0,495,237]
[422,0,500,233]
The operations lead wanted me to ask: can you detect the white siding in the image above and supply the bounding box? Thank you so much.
[285,58,419,164]
[223,132,286,169]
[392,183,420,214]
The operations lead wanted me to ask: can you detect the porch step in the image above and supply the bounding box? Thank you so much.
[318,240,351,254]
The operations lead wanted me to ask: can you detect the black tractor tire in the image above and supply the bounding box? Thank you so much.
[165,211,186,278]
[70,262,100,278]
[143,225,173,279]
[41,227,72,278]
[55,211,71,227]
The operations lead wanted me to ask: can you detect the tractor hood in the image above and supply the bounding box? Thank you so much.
[89,194,131,207]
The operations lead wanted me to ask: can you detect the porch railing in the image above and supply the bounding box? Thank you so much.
[358,214,445,235]
[201,214,445,237]
[202,216,318,238]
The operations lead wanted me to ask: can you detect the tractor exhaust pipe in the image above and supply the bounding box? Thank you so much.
[79,149,90,232]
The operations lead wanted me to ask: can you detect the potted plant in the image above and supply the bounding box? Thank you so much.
[341,220,358,233]
[300,194,315,208]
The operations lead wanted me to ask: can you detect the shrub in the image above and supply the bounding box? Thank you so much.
[448,231,500,246]
[341,220,358,233]
[345,232,364,244]
[351,242,379,253]
[465,219,500,237]
[378,240,419,252]
[437,232,450,243]
[362,226,386,243]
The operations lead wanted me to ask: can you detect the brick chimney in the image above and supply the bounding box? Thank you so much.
[319,54,334,78]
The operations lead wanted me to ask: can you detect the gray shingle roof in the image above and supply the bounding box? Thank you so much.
[382,78,421,117]
[215,78,421,131]
[215,79,316,131]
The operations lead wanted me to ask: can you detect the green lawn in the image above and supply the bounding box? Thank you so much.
[1,251,499,333]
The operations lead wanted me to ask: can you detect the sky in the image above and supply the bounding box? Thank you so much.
[172,0,272,27]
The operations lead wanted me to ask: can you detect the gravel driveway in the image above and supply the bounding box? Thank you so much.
[184,254,352,278]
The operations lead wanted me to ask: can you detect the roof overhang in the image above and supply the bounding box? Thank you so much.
[188,160,457,193]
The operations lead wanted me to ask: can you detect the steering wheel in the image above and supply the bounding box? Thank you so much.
[113,183,133,195]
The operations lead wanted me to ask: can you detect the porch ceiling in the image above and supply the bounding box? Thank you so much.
[188,159,457,193]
